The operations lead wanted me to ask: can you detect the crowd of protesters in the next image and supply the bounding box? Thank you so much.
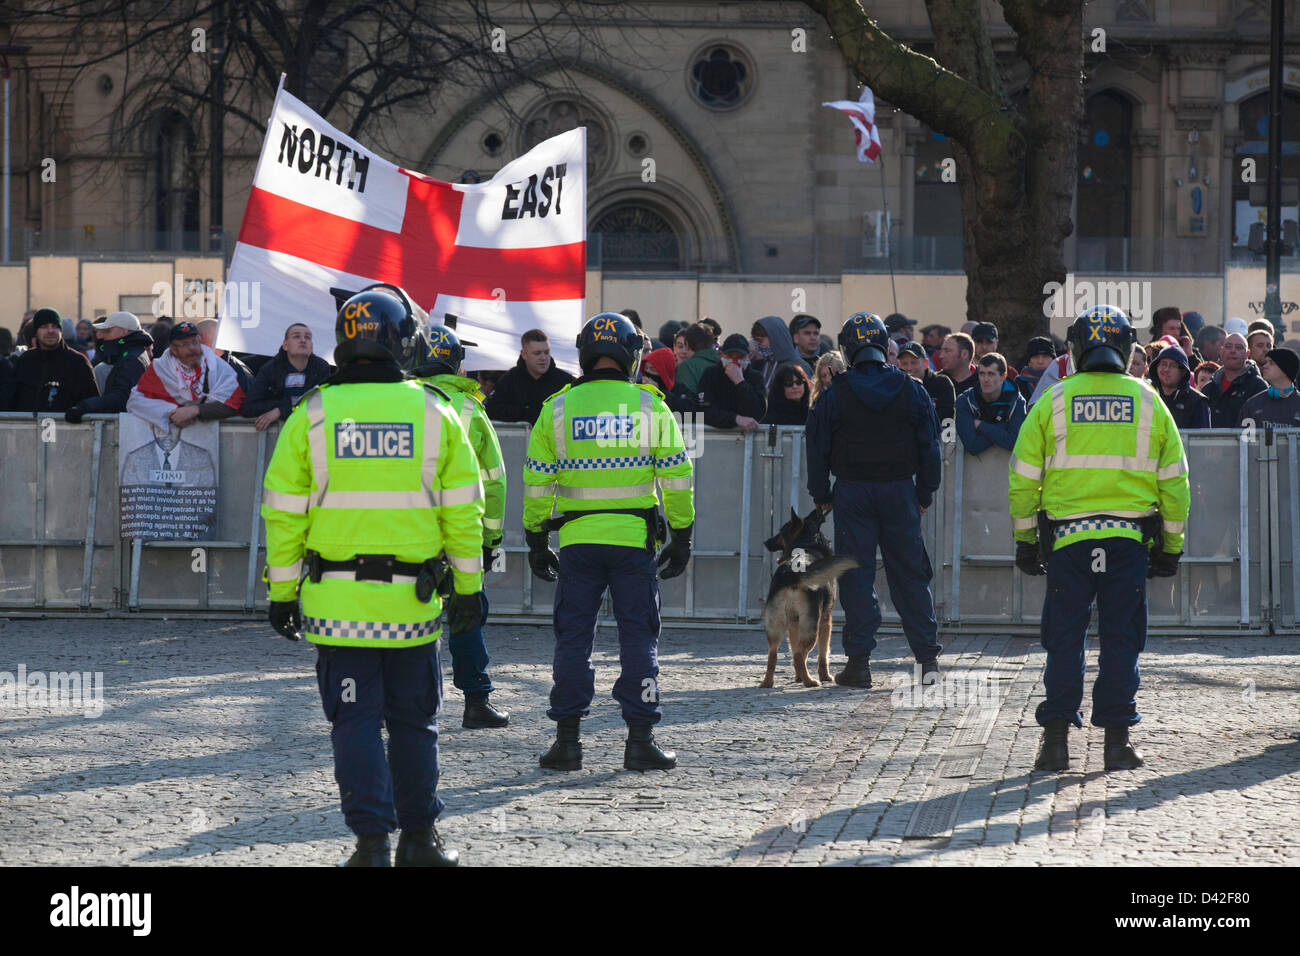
[4,303,1297,444]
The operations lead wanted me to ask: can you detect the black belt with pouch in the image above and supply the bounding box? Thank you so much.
[305,551,450,603]
[1036,512,1163,565]
[541,507,665,552]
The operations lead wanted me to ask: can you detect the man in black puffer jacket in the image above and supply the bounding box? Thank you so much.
[484,329,575,424]
[1206,333,1267,427]
[240,322,334,430]
[64,312,154,422]
[12,307,99,414]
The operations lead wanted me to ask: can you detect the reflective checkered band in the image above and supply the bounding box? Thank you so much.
[555,455,654,470]
[1054,518,1140,540]
[525,457,558,474]
[304,617,440,641]
[655,450,688,469]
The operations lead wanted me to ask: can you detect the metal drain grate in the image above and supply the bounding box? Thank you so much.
[950,705,999,747]
[904,780,967,839]
[937,755,980,778]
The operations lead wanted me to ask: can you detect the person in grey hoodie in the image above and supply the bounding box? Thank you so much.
[752,315,814,388]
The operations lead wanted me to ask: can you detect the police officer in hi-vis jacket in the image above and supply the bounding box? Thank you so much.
[522,312,695,772]
[262,287,485,866]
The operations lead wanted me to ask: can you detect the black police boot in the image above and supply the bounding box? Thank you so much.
[920,660,940,685]
[539,716,582,770]
[1103,726,1144,771]
[836,656,873,688]
[624,724,677,771]
[463,694,509,729]
[394,826,459,867]
[339,833,391,867]
[1034,719,1071,772]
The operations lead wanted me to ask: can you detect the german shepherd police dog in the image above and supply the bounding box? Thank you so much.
[760,507,859,688]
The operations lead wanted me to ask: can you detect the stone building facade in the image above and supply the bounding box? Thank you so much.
[3,0,1299,281]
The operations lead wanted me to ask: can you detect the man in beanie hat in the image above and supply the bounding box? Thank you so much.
[1014,336,1057,402]
[1148,341,1210,429]
[1150,306,1185,344]
[10,307,99,413]
[1237,347,1300,428]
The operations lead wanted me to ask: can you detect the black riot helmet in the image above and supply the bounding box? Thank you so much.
[837,311,890,366]
[334,286,426,371]
[576,312,644,378]
[414,324,467,377]
[1067,304,1137,374]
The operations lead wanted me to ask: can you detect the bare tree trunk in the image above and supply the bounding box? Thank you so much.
[806,0,1084,354]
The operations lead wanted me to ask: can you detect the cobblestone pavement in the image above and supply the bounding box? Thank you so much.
[1,618,1298,866]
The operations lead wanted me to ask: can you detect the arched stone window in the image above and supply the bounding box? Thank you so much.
[591,203,682,271]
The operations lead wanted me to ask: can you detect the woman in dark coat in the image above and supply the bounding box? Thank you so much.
[763,362,813,425]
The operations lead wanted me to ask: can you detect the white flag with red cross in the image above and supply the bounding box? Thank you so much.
[821,86,883,163]
[217,81,586,371]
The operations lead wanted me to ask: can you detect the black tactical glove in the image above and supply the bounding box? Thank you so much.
[446,591,481,635]
[269,601,303,641]
[1147,549,1182,579]
[1015,540,1047,576]
[657,522,693,580]
[525,530,559,581]
[64,404,86,424]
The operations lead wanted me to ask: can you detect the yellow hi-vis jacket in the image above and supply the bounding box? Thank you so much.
[1008,371,1190,554]
[262,379,485,647]
[522,378,695,548]
[417,373,506,548]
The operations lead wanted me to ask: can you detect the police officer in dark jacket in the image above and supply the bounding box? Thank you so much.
[1147,343,1210,429]
[11,308,99,414]
[64,312,154,422]
[484,329,575,424]
[698,334,766,429]
[898,342,955,426]
[240,322,334,429]
[806,312,943,688]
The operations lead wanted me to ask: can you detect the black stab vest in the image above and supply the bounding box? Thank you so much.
[829,373,918,482]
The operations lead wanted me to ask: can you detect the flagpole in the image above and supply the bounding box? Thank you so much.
[877,152,898,315]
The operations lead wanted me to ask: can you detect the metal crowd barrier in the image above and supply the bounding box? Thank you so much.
[0,411,1294,634]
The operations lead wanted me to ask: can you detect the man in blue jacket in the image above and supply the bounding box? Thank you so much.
[956,353,1028,454]
[806,312,943,689]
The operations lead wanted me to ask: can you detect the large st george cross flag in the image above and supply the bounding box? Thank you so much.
[217,79,586,371]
